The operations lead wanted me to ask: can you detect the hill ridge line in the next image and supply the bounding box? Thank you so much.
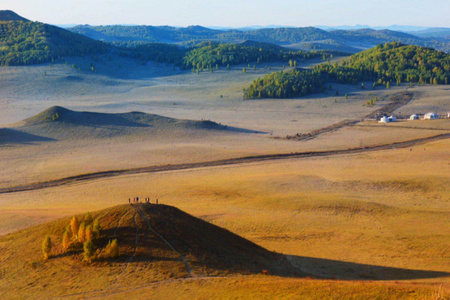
[0,133,448,194]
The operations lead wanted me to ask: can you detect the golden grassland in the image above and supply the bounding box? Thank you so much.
[0,138,448,298]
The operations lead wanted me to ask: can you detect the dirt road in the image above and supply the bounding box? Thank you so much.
[1,133,448,194]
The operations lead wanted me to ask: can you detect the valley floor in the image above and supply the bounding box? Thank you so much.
[0,57,449,298]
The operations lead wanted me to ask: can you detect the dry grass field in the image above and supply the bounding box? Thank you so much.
[0,137,448,298]
[1,54,449,298]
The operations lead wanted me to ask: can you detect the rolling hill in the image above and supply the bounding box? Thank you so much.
[0,11,108,66]
[0,204,299,298]
[2,106,232,142]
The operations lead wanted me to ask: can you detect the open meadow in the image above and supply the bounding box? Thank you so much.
[1,50,449,299]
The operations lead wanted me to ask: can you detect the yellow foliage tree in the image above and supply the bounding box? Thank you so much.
[70,216,79,240]
[85,225,93,242]
[62,230,70,251]
[42,235,52,260]
[78,223,86,243]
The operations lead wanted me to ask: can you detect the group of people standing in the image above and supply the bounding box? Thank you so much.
[128,197,159,205]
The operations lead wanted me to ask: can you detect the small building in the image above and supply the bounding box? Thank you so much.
[409,114,419,120]
[424,112,439,120]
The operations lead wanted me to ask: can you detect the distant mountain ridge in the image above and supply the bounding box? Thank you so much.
[68,24,450,53]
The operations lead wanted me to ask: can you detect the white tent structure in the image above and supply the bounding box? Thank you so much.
[379,116,389,123]
[388,115,397,122]
[409,114,419,120]
[424,112,439,120]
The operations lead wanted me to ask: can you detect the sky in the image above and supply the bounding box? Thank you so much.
[1,0,449,28]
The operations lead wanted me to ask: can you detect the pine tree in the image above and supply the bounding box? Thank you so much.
[70,216,79,240]
[42,235,52,260]
[83,240,95,262]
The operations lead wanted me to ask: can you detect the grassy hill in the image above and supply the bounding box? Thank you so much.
[8,106,229,141]
[0,204,298,298]
[0,11,108,66]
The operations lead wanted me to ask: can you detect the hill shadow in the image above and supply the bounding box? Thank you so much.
[0,128,55,145]
[287,255,450,281]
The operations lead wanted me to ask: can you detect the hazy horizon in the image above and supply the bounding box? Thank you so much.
[2,0,449,28]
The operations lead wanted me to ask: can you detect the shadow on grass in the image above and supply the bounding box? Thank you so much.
[287,255,450,281]
[0,128,56,145]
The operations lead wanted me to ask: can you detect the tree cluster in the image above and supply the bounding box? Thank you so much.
[246,42,449,99]
[244,70,325,99]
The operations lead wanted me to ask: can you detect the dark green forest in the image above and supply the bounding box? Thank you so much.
[244,70,325,99]
[0,21,108,66]
[246,42,450,99]
[117,41,340,70]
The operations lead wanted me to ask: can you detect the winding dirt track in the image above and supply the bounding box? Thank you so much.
[1,133,448,195]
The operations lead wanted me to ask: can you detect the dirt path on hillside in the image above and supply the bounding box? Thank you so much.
[134,205,194,277]
[0,132,448,194]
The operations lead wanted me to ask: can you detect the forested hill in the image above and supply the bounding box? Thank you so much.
[0,11,108,66]
[0,10,28,22]
[119,41,341,70]
[69,24,450,53]
[245,42,450,99]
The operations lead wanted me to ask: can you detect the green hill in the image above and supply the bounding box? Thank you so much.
[0,11,108,66]
[0,10,29,22]
[246,42,450,99]
[0,204,299,298]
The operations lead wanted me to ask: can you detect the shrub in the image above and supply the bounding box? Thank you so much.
[110,239,119,258]
[42,236,52,260]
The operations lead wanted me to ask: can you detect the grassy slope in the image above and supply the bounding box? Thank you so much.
[1,140,448,298]
[0,204,296,298]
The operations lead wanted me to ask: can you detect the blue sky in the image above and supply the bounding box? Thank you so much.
[2,0,449,27]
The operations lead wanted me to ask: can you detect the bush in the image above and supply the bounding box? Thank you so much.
[110,239,119,258]
[42,235,52,260]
